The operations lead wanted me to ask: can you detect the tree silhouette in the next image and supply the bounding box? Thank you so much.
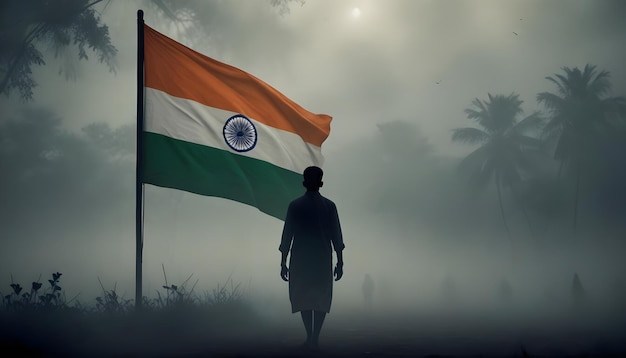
[0,0,307,102]
[0,0,118,101]
[452,93,543,240]
[537,64,626,236]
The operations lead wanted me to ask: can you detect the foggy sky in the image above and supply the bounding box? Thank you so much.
[1,0,626,312]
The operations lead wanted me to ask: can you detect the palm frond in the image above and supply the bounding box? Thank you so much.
[505,92,523,108]
[588,69,612,97]
[470,97,486,111]
[465,94,524,133]
[515,134,544,152]
[466,98,489,122]
[451,127,490,145]
[540,114,566,143]
[545,75,567,96]
[554,73,570,88]
[487,93,523,128]
[537,92,566,112]
[464,108,484,121]
[582,63,596,75]
[511,112,544,135]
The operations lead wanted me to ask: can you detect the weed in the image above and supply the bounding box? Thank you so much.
[205,273,242,306]
[1,269,251,321]
[0,270,257,356]
[94,277,133,314]
[155,264,199,309]
[1,272,72,311]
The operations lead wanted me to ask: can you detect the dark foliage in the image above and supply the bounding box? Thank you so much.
[0,0,117,101]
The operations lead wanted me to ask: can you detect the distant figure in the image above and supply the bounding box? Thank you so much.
[279,166,345,351]
[362,274,374,307]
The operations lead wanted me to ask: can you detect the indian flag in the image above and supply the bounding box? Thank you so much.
[142,25,331,220]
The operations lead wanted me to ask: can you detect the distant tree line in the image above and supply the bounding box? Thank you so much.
[452,64,626,243]
[331,64,626,248]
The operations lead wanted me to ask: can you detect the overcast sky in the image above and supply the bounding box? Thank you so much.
[15,0,626,154]
[1,0,625,311]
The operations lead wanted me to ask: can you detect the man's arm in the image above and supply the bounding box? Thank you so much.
[336,249,343,267]
[280,250,289,281]
[279,232,291,281]
[331,201,344,281]
[334,249,344,281]
[330,201,345,259]
[279,203,294,281]
[281,250,289,268]
[279,203,294,260]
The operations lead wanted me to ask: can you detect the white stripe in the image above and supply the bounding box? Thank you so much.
[145,88,324,173]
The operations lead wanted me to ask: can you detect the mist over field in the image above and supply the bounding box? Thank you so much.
[1,0,626,356]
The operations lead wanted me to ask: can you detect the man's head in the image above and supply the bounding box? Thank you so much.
[303,166,323,191]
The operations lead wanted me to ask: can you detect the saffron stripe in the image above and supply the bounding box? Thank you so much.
[144,24,331,147]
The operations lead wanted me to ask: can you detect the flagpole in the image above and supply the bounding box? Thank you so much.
[136,9,145,310]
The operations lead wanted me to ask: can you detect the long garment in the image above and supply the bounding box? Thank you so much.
[279,191,344,313]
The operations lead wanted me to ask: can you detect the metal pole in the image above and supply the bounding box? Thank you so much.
[135,9,145,310]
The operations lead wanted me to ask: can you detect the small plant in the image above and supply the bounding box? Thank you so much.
[156,264,199,309]
[1,272,72,311]
[205,273,242,306]
[0,269,261,357]
[95,278,132,314]
[1,270,250,323]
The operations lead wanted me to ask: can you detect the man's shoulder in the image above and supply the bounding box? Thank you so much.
[289,194,307,205]
[289,192,336,207]
[320,195,337,207]
[317,194,338,212]
[287,195,307,210]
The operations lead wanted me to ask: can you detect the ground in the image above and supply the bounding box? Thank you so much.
[186,310,625,358]
[2,305,625,357]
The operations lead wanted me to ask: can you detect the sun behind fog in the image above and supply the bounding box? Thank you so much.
[351,7,361,18]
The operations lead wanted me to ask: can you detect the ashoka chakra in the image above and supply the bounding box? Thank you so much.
[223,114,257,152]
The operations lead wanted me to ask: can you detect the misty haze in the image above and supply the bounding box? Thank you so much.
[1,0,625,357]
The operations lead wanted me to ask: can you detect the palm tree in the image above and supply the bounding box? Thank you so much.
[452,93,543,240]
[537,64,626,235]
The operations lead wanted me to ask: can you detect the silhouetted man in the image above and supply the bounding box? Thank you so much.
[279,166,345,351]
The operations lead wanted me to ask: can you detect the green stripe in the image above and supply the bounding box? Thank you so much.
[143,132,304,220]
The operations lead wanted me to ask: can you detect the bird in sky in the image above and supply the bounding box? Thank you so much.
[513,32,518,36]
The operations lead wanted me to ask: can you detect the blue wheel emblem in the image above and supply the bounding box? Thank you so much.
[223,114,257,152]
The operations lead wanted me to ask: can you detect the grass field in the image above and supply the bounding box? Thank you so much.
[1,272,625,357]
